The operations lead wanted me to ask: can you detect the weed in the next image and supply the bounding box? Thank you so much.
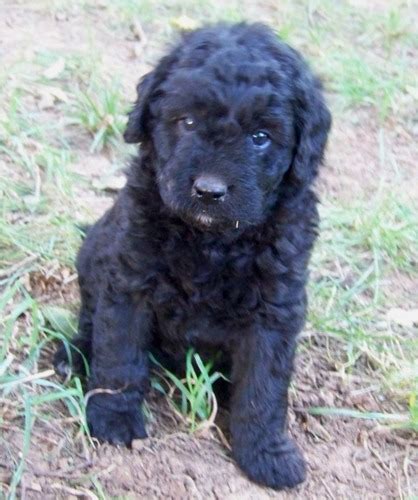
[151,349,227,432]
[379,7,412,51]
[69,83,127,153]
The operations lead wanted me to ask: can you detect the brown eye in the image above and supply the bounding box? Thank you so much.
[180,116,196,131]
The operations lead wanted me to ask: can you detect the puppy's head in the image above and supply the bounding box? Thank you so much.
[125,23,331,230]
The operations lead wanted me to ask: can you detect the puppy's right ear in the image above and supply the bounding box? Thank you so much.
[124,47,183,144]
[124,71,156,144]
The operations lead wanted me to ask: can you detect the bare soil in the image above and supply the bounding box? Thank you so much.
[1,2,417,499]
[2,337,415,499]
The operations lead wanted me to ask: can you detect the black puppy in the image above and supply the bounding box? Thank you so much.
[55,23,331,490]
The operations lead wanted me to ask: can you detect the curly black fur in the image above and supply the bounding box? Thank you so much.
[54,23,331,490]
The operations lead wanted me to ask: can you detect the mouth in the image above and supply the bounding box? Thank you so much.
[195,213,215,226]
[182,208,224,230]
[171,204,247,232]
[190,212,244,232]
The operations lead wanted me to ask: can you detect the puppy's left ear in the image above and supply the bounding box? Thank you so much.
[124,72,156,144]
[288,68,331,194]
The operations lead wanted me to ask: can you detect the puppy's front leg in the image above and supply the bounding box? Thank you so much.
[230,328,306,490]
[87,292,151,446]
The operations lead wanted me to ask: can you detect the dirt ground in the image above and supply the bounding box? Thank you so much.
[3,345,415,499]
[1,1,417,499]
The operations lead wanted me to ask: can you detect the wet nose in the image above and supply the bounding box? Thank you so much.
[192,175,227,202]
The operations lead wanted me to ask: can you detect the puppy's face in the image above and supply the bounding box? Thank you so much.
[151,65,296,229]
[125,24,331,230]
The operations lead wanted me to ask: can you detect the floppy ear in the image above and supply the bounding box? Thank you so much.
[124,47,183,144]
[124,72,156,144]
[287,68,331,195]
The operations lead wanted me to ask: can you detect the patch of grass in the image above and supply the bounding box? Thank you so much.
[0,214,81,280]
[324,50,408,118]
[0,34,100,498]
[69,82,127,153]
[0,90,77,190]
[278,1,417,120]
[0,287,89,499]
[319,190,418,275]
[0,98,83,280]
[376,7,414,52]
[151,349,227,432]
[308,189,418,429]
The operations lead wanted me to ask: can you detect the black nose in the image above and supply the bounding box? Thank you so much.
[192,175,227,202]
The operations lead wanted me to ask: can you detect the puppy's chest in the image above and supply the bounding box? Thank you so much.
[152,239,279,341]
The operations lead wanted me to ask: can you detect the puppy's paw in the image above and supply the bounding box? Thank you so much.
[87,398,147,446]
[234,436,306,490]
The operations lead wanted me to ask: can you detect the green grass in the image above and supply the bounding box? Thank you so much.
[308,191,418,429]
[0,44,98,496]
[324,51,405,117]
[151,349,226,432]
[69,82,127,153]
[0,287,90,499]
[278,0,417,119]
